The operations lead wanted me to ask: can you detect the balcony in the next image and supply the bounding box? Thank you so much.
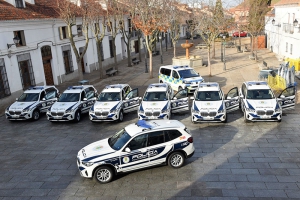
[283,23,294,34]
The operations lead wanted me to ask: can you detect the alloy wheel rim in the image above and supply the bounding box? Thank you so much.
[97,169,111,182]
[171,154,182,167]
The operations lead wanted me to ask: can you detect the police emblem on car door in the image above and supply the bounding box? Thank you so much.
[224,87,240,113]
[123,88,140,113]
[277,86,296,111]
[119,134,150,172]
[171,88,189,113]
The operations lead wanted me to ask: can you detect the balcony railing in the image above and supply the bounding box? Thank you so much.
[283,23,294,34]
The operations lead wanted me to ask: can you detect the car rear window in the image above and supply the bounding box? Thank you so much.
[160,68,171,76]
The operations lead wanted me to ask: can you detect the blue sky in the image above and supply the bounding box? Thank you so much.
[181,0,240,9]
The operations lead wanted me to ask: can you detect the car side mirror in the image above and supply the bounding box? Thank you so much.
[125,97,129,100]
[83,98,87,101]
[125,147,131,153]
[173,97,177,100]
[16,98,18,101]
[226,96,232,100]
[42,98,46,101]
[280,95,285,98]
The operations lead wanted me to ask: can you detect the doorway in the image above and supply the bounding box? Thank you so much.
[41,46,54,85]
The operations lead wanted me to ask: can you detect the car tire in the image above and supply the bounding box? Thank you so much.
[74,111,81,122]
[168,152,185,168]
[160,80,163,83]
[32,109,40,121]
[118,110,124,122]
[223,113,227,123]
[94,166,114,184]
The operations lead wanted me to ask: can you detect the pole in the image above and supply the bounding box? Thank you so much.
[165,32,167,51]
[159,34,163,64]
[143,42,148,73]
[223,39,226,71]
[221,41,223,62]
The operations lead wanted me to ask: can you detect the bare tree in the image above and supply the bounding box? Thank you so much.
[56,0,90,81]
[87,1,106,79]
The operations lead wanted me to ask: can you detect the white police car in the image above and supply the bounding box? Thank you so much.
[191,82,239,123]
[89,84,140,122]
[5,86,59,121]
[77,120,195,183]
[138,83,189,120]
[240,81,296,122]
[47,85,97,122]
[159,65,204,93]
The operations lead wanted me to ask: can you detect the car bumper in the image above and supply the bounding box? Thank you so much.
[191,113,226,122]
[77,158,94,178]
[47,113,75,121]
[246,112,281,121]
[138,113,170,120]
[5,112,32,120]
[89,113,118,121]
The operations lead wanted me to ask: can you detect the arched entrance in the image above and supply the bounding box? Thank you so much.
[41,46,54,85]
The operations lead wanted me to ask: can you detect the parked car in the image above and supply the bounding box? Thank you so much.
[77,120,195,183]
[217,32,229,38]
[47,85,97,122]
[240,81,295,122]
[191,82,239,123]
[159,65,204,93]
[89,84,140,122]
[233,31,247,37]
[138,83,189,120]
[5,86,59,121]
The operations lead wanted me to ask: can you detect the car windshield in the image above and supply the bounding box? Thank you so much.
[58,93,80,102]
[98,92,121,101]
[143,92,167,101]
[247,89,275,99]
[195,91,222,101]
[108,128,131,150]
[178,69,199,78]
[18,93,39,102]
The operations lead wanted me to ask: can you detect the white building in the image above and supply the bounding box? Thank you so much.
[265,0,300,63]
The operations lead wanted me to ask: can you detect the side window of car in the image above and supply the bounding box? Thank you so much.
[165,69,171,76]
[147,131,164,147]
[85,88,95,99]
[160,68,165,75]
[45,89,56,100]
[127,134,148,151]
[40,91,46,100]
[282,87,295,96]
[81,91,86,101]
[172,70,179,79]
[165,130,182,142]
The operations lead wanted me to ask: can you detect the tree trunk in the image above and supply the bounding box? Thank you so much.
[112,38,118,71]
[208,47,211,77]
[96,40,104,79]
[138,35,142,61]
[149,52,153,78]
[127,44,132,67]
[76,59,84,81]
[212,40,215,59]
[173,41,176,58]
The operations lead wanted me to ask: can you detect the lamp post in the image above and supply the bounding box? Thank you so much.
[159,33,163,64]
[223,35,226,71]
[220,36,223,62]
[165,32,168,51]
[7,35,20,49]
[142,39,148,73]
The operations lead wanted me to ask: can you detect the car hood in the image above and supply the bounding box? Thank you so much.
[142,101,168,111]
[78,138,116,161]
[246,99,276,109]
[93,101,120,111]
[51,102,78,111]
[9,101,37,110]
[194,100,222,110]
[184,76,204,83]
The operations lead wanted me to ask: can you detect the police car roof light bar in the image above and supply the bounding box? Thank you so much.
[28,86,44,90]
[136,120,156,129]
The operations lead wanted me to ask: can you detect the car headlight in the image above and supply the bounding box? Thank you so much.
[22,109,31,113]
[218,109,225,114]
[161,108,170,113]
[82,161,93,167]
[275,108,281,113]
[245,108,255,112]
[184,80,191,84]
[65,109,74,113]
[110,107,120,114]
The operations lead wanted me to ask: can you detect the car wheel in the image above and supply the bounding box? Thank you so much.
[244,112,249,123]
[178,86,183,91]
[94,166,114,184]
[32,109,40,121]
[74,111,81,122]
[159,80,163,83]
[118,110,124,122]
[168,152,185,168]
[223,113,227,123]
[191,116,196,124]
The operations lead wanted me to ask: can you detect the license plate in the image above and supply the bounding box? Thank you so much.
[260,115,271,119]
[12,115,19,118]
[99,116,107,119]
[203,117,214,120]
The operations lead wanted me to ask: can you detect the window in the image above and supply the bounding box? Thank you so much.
[282,87,295,97]
[147,131,164,146]
[127,134,148,151]
[109,39,114,58]
[62,45,74,74]
[128,18,132,33]
[17,54,35,90]
[13,30,26,47]
[77,25,82,37]
[0,59,11,99]
[59,26,69,40]
[172,70,179,79]
[45,88,57,100]
[286,42,288,52]
[165,130,182,142]
[161,68,171,76]
[85,87,95,99]
[15,0,24,8]
[290,44,293,55]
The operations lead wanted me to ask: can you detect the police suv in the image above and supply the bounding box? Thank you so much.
[5,86,59,121]
[77,120,195,183]
[89,84,140,122]
[240,81,296,122]
[138,83,189,120]
[47,85,97,122]
[191,82,239,123]
[159,65,204,93]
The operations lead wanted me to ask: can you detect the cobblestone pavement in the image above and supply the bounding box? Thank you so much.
[1,37,300,200]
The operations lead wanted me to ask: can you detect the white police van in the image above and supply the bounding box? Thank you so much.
[5,86,59,121]
[47,85,97,122]
[191,82,239,123]
[138,83,189,120]
[89,84,140,122]
[77,120,195,183]
[240,81,296,122]
[159,65,204,93]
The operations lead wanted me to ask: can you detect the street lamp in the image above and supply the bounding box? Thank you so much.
[7,35,20,49]
[223,35,226,71]
[142,39,148,73]
[159,33,163,64]
[272,19,281,27]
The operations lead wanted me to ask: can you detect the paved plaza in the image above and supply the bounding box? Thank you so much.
[0,38,300,199]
